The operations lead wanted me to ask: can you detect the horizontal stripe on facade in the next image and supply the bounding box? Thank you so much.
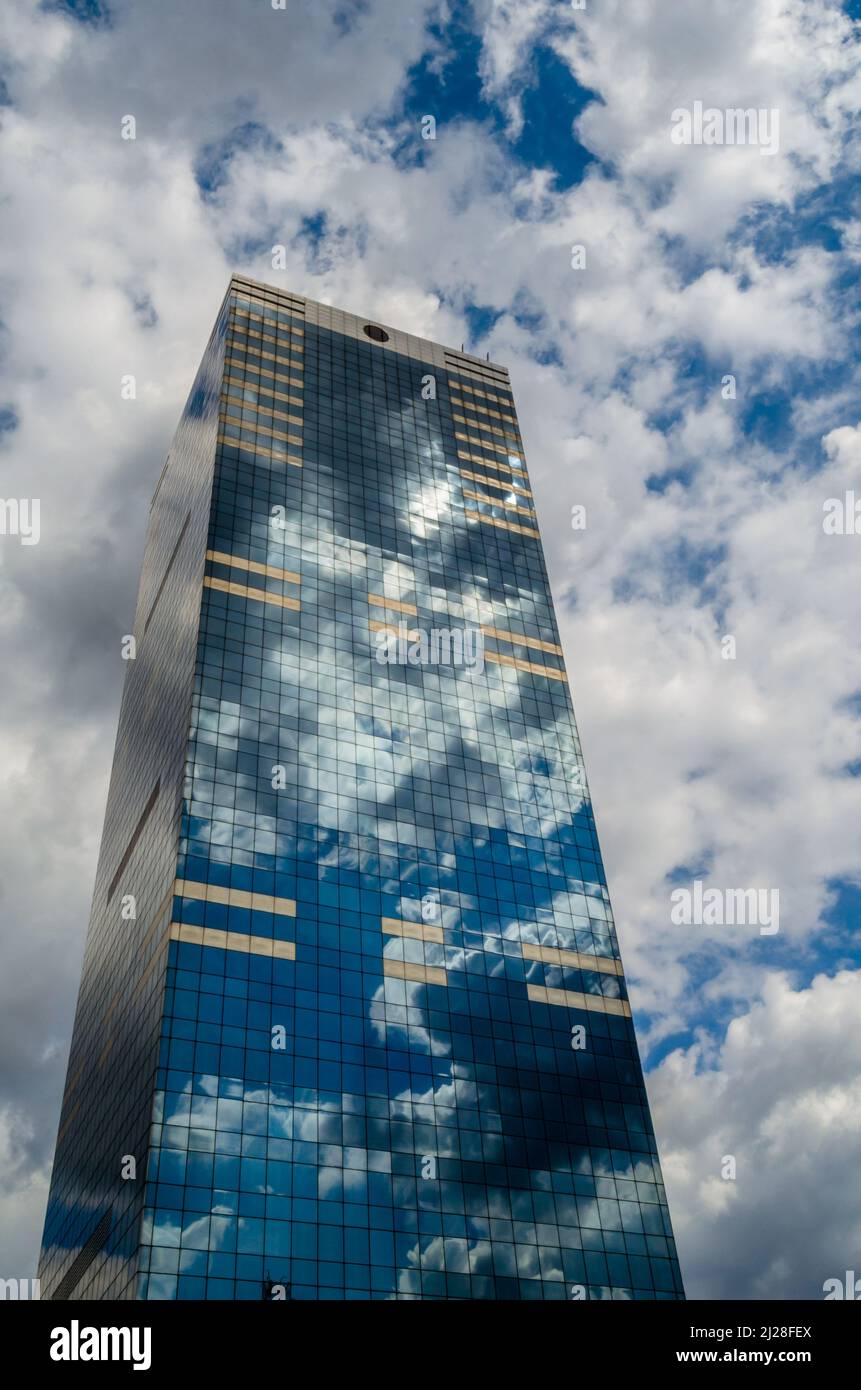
[383,959,448,987]
[521,941,624,976]
[215,432,303,468]
[169,922,296,959]
[228,318,305,349]
[173,878,297,916]
[223,372,303,408]
[452,412,521,446]
[369,604,561,661]
[462,488,536,519]
[527,984,632,1016]
[455,430,523,461]
[444,362,512,391]
[231,290,306,322]
[231,304,305,329]
[464,509,540,539]
[456,449,527,479]
[449,393,518,427]
[224,340,304,374]
[205,549,300,585]
[220,414,303,448]
[368,593,419,615]
[485,649,566,680]
[481,625,563,656]
[368,619,420,640]
[223,352,304,391]
[222,394,303,429]
[448,379,516,411]
[381,916,445,943]
[203,575,301,611]
[458,467,532,499]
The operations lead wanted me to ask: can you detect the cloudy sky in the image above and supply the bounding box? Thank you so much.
[1,0,860,1300]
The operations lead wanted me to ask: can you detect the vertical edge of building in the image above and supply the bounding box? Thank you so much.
[37,290,230,1299]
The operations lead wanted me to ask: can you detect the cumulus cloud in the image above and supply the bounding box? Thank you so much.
[650,970,861,1299]
[556,0,861,243]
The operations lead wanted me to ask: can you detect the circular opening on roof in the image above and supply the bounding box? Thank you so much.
[363,323,389,343]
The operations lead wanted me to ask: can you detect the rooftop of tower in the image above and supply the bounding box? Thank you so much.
[227,272,512,392]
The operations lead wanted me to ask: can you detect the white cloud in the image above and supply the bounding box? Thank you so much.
[474,0,558,136]
[555,0,861,245]
[650,969,861,1298]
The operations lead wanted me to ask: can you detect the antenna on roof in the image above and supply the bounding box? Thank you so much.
[461,343,464,352]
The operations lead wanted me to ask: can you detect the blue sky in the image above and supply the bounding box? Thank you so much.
[1,0,861,1299]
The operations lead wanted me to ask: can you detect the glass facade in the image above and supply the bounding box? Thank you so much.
[40,275,684,1301]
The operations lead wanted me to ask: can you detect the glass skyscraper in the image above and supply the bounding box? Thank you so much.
[39,275,684,1301]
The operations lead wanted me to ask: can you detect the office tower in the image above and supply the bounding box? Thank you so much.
[39,275,684,1300]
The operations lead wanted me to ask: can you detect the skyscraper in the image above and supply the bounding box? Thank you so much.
[39,275,684,1301]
